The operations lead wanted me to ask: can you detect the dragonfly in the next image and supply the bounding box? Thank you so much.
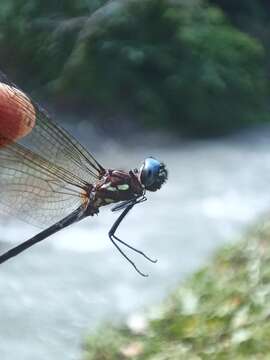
[0,71,168,276]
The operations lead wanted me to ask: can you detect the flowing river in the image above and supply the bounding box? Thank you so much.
[1,124,270,360]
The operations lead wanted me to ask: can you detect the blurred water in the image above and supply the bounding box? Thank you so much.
[1,126,270,360]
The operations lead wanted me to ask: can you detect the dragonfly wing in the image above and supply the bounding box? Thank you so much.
[0,71,105,186]
[0,141,89,228]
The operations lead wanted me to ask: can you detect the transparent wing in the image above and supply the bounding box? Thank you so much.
[0,140,89,227]
[0,70,105,185]
[0,71,103,227]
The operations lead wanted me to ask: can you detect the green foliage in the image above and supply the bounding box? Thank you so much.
[83,221,270,359]
[0,0,107,88]
[208,0,270,27]
[209,0,270,81]
[0,0,268,136]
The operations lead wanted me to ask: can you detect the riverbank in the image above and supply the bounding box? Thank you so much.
[82,218,270,359]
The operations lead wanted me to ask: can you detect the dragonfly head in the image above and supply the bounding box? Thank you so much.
[139,157,168,192]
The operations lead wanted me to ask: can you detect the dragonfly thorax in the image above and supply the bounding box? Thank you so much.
[91,169,144,211]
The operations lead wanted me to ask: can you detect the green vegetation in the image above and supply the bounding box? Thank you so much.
[0,0,269,136]
[82,221,270,359]
[209,0,270,77]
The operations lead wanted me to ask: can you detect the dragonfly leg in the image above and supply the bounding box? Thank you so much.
[108,202,157,276]
[112,234,157,263]
[110,236,148,277]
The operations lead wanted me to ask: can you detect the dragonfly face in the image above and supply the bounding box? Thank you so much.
[139,157,168,192]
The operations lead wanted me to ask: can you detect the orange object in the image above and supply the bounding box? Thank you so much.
[0,82,36,146]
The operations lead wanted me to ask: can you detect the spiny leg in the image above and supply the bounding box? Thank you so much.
[109,235,148,277]
[111,233,157,263]
[108,201,157,276]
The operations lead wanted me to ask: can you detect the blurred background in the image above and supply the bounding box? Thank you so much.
[1,0,270,359]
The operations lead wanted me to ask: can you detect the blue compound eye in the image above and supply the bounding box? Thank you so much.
[139,157,168,192]
[140,158,160,187]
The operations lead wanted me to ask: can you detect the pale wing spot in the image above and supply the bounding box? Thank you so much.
[117,184,129,191]
[101,182,117,191]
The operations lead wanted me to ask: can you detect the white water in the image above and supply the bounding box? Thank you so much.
[1,127,270,360]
